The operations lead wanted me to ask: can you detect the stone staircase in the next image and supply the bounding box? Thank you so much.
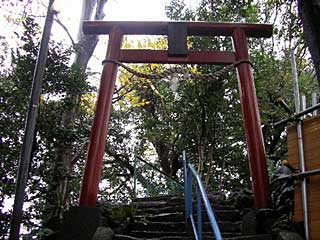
[113,194,272,240]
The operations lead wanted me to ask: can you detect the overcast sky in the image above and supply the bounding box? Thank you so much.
[53,0,169,41]
[0,0,200,81]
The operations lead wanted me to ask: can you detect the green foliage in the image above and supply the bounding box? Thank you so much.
[134,160,183,197]
[1,0,319,238]
[109,0,319,199]
[0,17,95,237]
[99,202,135,231]
[113,40,251,193]
[110,205,136,221]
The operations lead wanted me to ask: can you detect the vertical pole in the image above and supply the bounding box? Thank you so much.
[187,169,193,216]
[183,151,188,219]
[79,26,123,206]
[133,154,137,199]
[290,51,310,240]
[232,28,271,208]
[9,2,56,239]
[312,93,318,116]
[197,189,202,240]
[301,95,307,118]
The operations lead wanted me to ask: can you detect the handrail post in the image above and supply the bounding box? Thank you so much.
[187,168,193,217]
[189,163,223,240]
[183,152,222,240]
[183,151,188,219]
[133,154,137,199]
[290,50,310,240]
[197,188,202,240]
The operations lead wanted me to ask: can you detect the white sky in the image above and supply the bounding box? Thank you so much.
[52,0,173,83]
[0,0,172,50]
[53,0,170,41]
[1,0,200,66]
[50,0,199,84]
[50,0,199,46]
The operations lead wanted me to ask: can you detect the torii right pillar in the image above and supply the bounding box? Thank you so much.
[232,28,271,208]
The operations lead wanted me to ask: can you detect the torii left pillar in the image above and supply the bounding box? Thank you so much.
[79,26,123,205]
[78,21,272,210]
[58,27,123,240]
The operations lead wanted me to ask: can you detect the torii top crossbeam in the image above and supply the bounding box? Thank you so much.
[83,21,272,37]
[79,20,273,209]
[83,21,272,65]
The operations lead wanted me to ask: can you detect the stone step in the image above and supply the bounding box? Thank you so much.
[226,235,272,240]
[110,194,270,240]
[128,230,242,238]
[133,193,224,203]
[134,204,236,216]
[133,195,183,202]
[114,234,140,240]
[133,195,226,208]
[134,209,241,222]
[129,220,241,233]
[133,201,233,210]
[114,233,272,240]
[159,235,272,240]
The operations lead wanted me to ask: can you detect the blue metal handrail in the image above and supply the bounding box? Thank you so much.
[183,151,222,240]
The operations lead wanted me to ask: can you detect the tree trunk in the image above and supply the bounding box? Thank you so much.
[153,141,181,177]
[75,0,107,68]
[298,0,320,84]
[43,0,108,226]
[204,144,213,189]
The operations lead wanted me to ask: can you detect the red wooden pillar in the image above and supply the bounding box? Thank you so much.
[232,28,271,208]
[79,26,123,206]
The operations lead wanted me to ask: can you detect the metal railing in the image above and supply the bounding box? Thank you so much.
[183,151,222,240]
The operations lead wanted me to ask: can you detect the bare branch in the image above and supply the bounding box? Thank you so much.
[112,88,133,103]
[114,74,135,94]
[54,15,76,48]
[71,141,88,166]
[114,84,127,94]
[105,160,117,164]
[106,149,134,175]
[95,0,108,20]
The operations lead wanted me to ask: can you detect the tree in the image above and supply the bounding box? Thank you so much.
[2,0,319,237]
[113,37,251,193]
[1,0,110,236]
[41,0,108,228]
[162,0,318,190]
[298,0,320,85]
[0,15,95,237]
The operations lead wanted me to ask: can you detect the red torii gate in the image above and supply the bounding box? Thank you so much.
[79,21,273,209]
